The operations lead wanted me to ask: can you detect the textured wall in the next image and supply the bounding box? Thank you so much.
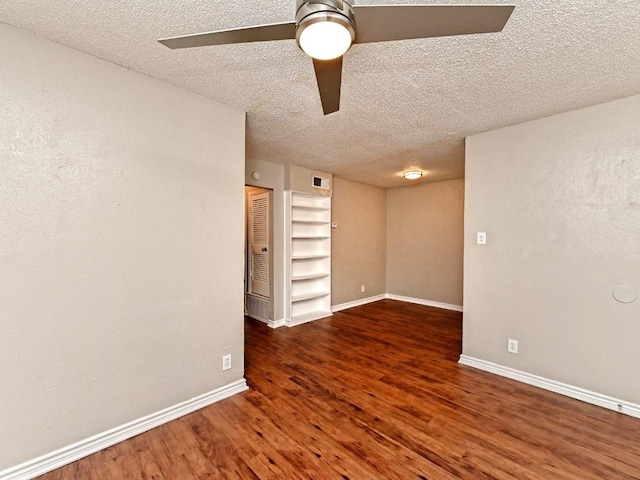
[464,94,640,403]
[0,24,245,470]
[386,180,465,306]
[331,178,387,306]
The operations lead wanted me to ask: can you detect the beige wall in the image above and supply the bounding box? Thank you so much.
[386,180,465,306]
[464,94,640,403]
[331,178,387,306]
[0,24,245,470]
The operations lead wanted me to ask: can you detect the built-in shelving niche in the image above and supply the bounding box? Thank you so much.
[286,191,332,326]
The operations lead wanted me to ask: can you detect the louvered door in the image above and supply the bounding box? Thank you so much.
[249,191,270,297]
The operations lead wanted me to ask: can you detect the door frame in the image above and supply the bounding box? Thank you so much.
[244,186,274,322]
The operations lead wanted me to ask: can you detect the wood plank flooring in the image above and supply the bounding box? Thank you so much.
[39,299,640,479]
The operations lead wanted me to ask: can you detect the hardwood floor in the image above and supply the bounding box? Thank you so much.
[39,299,640,479]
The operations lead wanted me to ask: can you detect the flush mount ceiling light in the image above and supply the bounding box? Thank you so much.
[403,170,423,180]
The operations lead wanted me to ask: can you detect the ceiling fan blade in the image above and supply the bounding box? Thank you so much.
[352,5,514,44]
[313,57,343,115]
[159,21,297,49]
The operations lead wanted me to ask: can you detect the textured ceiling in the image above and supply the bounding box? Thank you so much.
[1,1,639,187]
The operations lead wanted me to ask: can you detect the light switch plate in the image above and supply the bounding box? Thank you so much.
[477,232,487,245]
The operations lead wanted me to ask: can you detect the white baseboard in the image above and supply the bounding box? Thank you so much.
[285,312,332,328]
[329,294,463,314]
[268,318,285,329]
[0,379,248,480]
[385,294,463,312]
[459,355,640,419]
[331,294,386,312]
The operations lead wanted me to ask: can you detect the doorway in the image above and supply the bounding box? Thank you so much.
[244,186,273,323]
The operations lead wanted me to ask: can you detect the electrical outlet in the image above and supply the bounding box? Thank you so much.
[361,285,366,293]
[222,354,232,371]
[477,232,487,245]
[507,339,518,354]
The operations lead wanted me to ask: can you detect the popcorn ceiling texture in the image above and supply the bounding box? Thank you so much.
[2,0,639,187]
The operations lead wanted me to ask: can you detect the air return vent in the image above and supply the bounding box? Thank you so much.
[312,175,330,190]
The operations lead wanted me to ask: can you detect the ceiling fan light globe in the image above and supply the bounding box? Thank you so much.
[297,17,354,60]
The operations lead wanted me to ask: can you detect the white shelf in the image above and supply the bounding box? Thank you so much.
[292,235,330,239]
[292,220,329,225]
[292,273,330,281]
[291,291,330,302]
[292,254,330,260]
[290,310,332,325]
[291,204,330,211]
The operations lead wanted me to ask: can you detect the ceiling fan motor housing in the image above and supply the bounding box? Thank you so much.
[295,0,356,51]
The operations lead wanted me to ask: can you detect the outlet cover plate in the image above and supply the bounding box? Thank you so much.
[222,354,232,371]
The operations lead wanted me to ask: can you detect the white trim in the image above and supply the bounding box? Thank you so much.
[268,318,285,329]
[331,294,386,312]
[385,294,463,312]
[459,355,640,419]
[283,190,292,322]
[0,379,248,480]
[285,312,332,328]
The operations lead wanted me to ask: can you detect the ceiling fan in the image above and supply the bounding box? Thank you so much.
[159,1,514,115]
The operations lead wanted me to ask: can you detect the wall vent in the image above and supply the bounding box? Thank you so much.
[312,175,330,190]
[246,294,270,321]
